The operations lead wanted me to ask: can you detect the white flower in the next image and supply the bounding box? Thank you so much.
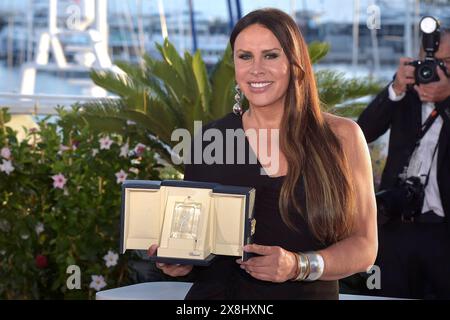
[115,169,128,184]
[99,136,113,150]
[35,222,45,235]
[1,147,11,159]
[21,233,30,240]
[119,143,129,158]
[92,148,99,157]
[129,167,139,175]
[0,250,6,255]
[126,120,136,126]
[89,275,107,291]
[103,250,119,268]
[0,160,14,175]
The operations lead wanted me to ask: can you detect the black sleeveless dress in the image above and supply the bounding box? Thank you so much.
[183,112,338,300]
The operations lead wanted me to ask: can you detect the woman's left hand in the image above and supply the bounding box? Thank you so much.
[236,244,298,283]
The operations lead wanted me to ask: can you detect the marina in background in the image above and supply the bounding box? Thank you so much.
[0,0,449,112]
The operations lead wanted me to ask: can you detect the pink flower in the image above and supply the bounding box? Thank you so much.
[99,136,113,150]
[115,170,127,184]
[52,173,67,189]
[134,143,146,156]
[59,145,71,152]
[58,145,70,155]
[1,147,11,159]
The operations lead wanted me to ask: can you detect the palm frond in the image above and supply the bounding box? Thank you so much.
[308,42,330,64]
[317,70,382,108]
[209,45,235,120]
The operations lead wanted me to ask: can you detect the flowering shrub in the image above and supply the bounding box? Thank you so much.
[0,107,163,299]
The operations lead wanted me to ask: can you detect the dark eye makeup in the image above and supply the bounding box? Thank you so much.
[237,52,280,60]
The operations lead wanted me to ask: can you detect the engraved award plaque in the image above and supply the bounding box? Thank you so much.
[170,197,201,240]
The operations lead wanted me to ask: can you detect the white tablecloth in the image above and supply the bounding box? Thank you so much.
[96,282,404,300]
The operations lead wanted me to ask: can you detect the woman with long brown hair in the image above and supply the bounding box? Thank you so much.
[149,8,377,299]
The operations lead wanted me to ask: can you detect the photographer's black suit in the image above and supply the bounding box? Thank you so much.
[358,85,450,216]
[357,84,450,299]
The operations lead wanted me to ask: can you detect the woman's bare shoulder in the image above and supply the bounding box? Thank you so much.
[322,112,361,142]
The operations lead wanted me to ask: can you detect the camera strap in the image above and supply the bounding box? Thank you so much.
[417,106,440,141]
[423,141,440,188]
[405,105,442,187]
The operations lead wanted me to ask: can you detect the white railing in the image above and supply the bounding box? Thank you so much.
[0,92,118,115]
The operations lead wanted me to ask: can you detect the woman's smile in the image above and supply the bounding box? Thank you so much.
[248,81,274,93]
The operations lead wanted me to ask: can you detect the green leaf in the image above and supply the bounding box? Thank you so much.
[210,45,235,120]
[158,39,187,84]
[0,107,12,125]
[192,50,212,116]
[308,41,330,64]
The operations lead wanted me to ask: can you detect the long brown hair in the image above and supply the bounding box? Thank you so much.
[230,8,355,244]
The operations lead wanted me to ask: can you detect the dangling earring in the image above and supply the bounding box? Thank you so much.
[233,84,243,116]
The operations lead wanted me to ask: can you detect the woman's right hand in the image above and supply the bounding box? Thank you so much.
[147,244,193,277]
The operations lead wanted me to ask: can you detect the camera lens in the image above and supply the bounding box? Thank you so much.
[419,66,434,80]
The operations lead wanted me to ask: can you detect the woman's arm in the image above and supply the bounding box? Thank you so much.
[318,115,378,280]
[238,116,378,283]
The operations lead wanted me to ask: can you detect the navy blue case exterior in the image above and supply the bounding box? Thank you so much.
[147,254,216,266]
[120,180,256,263]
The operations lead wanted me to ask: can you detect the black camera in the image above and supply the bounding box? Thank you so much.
[408,16,449,84]
[375,176,425,223]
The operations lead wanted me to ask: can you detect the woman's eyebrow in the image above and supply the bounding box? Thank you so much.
[236,48,282,54]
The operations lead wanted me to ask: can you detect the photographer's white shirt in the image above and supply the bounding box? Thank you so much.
[388,84,445,217]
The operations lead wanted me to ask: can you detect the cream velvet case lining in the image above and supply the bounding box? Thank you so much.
[120,180,256,266]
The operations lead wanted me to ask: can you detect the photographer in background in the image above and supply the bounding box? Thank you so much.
[357,17,450,299]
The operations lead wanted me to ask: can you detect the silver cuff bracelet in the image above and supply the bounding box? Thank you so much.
[303,252,324,282]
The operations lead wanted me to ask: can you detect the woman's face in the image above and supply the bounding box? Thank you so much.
[233,24,291,110]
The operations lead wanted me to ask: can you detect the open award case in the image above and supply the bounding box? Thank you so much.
[120,180,256,266]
